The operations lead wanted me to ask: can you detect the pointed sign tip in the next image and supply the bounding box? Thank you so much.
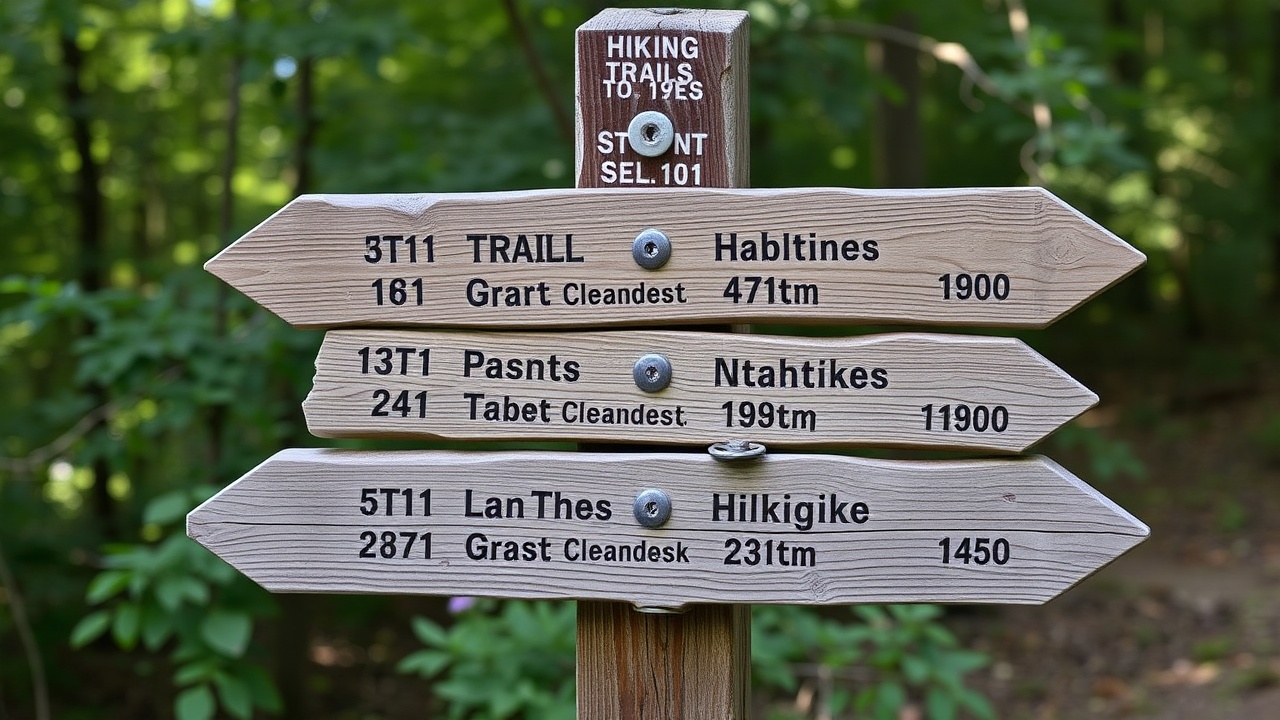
[202,251,227,281]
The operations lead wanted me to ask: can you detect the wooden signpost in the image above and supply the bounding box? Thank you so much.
[573,13,755,714]
[191,8,1149,719]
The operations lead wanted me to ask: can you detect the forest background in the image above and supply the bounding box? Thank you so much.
[2,0,1278,718]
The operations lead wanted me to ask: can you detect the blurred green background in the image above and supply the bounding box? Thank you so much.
[2,0,1277,718]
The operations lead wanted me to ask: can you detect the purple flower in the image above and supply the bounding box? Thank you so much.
[448,596,475,614]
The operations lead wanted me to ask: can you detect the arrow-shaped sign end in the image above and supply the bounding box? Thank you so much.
[202,197,330,326]
[1027,188,1148,328]
[186,496,218,556]
[1035,187,1147,273]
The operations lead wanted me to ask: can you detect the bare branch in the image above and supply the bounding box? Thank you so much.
[807,18,1032,117]
[0,403,112,475]
[0,539,50,720]
[1005,0,1052,182]
[502,0,573,143]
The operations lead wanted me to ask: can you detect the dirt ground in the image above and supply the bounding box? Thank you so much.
[941,352,1280,720]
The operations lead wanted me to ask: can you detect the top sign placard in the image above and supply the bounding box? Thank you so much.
[206,187,1144,329]
[574,8,750,188]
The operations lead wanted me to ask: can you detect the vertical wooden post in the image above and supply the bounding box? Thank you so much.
[575,9,750,189]
[574,9,751,719]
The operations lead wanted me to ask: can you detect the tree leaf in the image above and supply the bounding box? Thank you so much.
[113,602,141,650]
[155,575,208,611]
[214,674,253,720]
[175,661,218,686]
[70,610,111,648]
[200,610,252,658]
[957,688,997,720]
[411,616,448,646]
[86,570,131,604]
[145,490,192,526]
[140,602,173,650]
[397,649,451,677]
[926,687,958,720]
[873,681,906,719]
[240,663,283,712]
[902,654,931,684]
[174,684,215,720]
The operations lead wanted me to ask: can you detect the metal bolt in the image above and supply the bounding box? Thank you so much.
[632,228,671,269]
[628,110,674,157]
[633,488,672,528]
[634,605,684,614]
[632,353,672,392]
[708,439,767,461]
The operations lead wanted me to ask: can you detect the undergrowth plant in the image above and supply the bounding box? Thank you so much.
[70,488,281,720]
[399,599,576,719]
[399,600,992,720]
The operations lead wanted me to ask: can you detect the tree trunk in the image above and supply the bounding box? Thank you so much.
[276,48,320,720]
[871,12,923,188]
[59,30,115,539]
[1271,7,1280,304]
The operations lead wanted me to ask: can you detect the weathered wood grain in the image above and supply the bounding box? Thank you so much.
[304,329,1096,452]
[186,449,1149,609]
[203,187,1145,329]
[577,603,750,720]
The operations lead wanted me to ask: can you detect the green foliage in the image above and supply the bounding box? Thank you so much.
[1050,423,1146,484]
[754,605,993,719]
[398,600,576,720]
[70,489,281,720]
[1,0,1273,715]
[398,600,990,720]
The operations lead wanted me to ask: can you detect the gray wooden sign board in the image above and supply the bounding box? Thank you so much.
[188,449,1149,611]
[304,329,1096,451]
[204,187,1144,329]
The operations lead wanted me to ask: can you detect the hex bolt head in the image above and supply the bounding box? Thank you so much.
[632,228,671,270]
[632,353,672,393]
[628,111,675,157]
[633,488,672,528]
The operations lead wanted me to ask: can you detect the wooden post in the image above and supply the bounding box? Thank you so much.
[574,9,749,189]
[574,9,751,719]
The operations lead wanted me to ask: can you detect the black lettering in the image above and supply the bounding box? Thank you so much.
[714,358,737,387]
[463,350,484,377]
[715,232,736,261]
[489,234,511,263]
[871,368,888,388]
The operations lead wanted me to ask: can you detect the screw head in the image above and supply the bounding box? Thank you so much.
[633,488,672,528]
[632,228,671,270]
[632,353,672,393]
[628,110,675,157]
